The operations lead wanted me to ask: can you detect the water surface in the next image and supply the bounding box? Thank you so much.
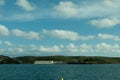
[0,64,120,80]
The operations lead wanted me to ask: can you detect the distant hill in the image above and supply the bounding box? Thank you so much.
[0,55,21,64]
[1,55,120,64]
[16,56,120,64]
[15,56,76,64]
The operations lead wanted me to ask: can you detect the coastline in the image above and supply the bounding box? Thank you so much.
[1,55,120,64]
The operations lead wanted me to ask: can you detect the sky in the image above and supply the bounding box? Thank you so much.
[0,0,120,57]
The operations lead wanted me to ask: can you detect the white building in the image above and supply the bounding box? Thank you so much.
[34,61,54,64]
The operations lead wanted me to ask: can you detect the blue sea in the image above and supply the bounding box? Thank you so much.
[0,64,120,80]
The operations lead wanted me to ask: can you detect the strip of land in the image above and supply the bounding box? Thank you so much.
[1,55,120,64]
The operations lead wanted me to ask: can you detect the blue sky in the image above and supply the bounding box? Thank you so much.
[0,0,120,57]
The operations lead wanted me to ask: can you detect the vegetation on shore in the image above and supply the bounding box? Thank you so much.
[1,55,120,64]
[0,55,21,64]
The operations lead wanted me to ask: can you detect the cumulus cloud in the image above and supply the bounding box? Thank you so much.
[1,0,120,24]
[79,43,93,53]
[53,0,120,18]
[16,0,35,11]
[98,33,120,41]
[7,13,37,21]
[0,48,4,53]
[103,0,120,8]
[0,40,2,44]
[52,0,120,28]
[79,35,95,40]
[43,29,80,40]
[0,25,10,36]
[96,43,120,53]
[66,43,78,52]
[53,1,79,18]
[90,18,120,28]
[43,29,94,41]
[4,41,12,46]
[2,43,120,57]
[0,0,4,6]
[38,45,61,53]
[33,43,120,55]
[12,29,41,40]
[8,47,23,53]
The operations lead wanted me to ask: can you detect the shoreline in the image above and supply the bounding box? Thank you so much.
[1,55,120,64]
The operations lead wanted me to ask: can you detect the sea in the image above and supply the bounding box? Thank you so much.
[0,64,120,80]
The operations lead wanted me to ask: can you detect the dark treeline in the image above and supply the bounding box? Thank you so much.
[1,55,120,64]
[0,55,21,64]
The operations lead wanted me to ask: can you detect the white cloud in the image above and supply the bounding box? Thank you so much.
[64,43,119,55]
[7,13,37,21]
[67,43,76,49]
[29,44,36,49]
[0,48,4,53]
[8,47,23,53]
[0,0,120,23]
[53,0,120,19]
[96,43,120,53]
[16,0,35,11]
[43,29,80,40]
[23,43,120,56]
[98,33,120,41]
[53,1,79,18]
[79,35,95,40]
[4,41,12,46]
[0,0,4,6]
[90,18,120,28]
[38,45,61,53]
[79,43,93,53]
[0,40,2,44]
[43,29,94,41]
[12,29,41,40]
[27,43,120,55]
[1,42,120,57]
[0,25,10,36]
[1,0,120,23]
[66,43,78,52]
[103,0,120,8]
[52,0,120,29]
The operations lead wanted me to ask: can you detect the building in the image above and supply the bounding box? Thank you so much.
[34,61,63,64]
[34,61,54,64]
